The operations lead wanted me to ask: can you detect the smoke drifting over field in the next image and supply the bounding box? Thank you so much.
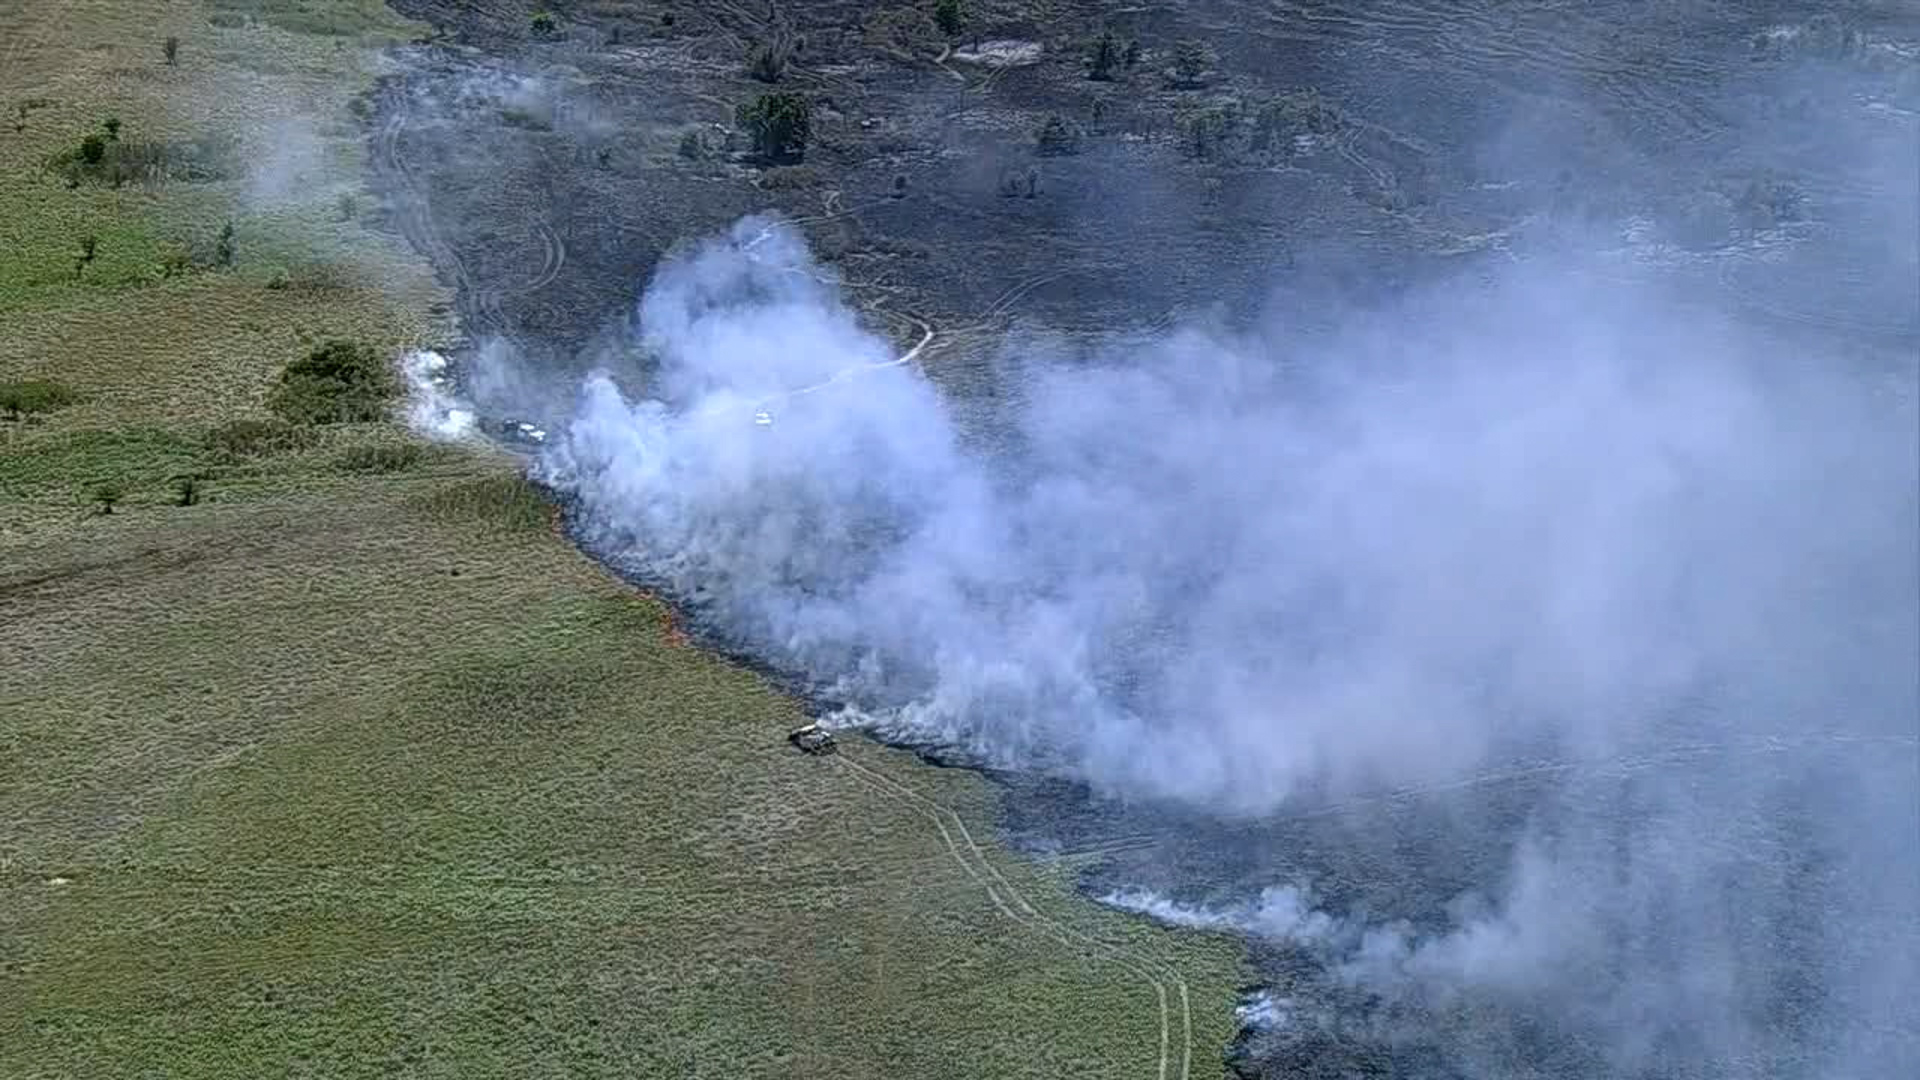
[538,212,1913,804]
[406,10,1920,1077]
[510,205,1916,1073]
[511,210,1915,1074]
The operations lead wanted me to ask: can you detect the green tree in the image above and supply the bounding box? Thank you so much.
[1089,30,1119,81]
[102,116,121,140]
[78,133,106,166]
[934,0,965,37]
[735,92,810,162]
[530,11,558,39]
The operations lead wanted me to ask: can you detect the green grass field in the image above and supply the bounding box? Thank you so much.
[1,3,1244,1076]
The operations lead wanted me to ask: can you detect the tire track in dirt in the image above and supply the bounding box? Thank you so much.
[833,751,1194,1080]
[378,83,572,350]
[377,103,496,338]
[523,220,566,292]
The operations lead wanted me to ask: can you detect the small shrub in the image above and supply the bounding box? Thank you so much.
[1124,39,1142,68]
[530,11,558,39]
[75,233,99,273]
[676,129,704,160]
[89,481,123,515]
[934,0,964,36]
[1089,30,1120,81]
[0,379,80,420]
[205,417,315,459]
[172,474,201,506]
[735,92,810,163]
[102,116,121,141]
[163,36,179,65]
[78,133,107,166]
[213,220,235,269]
[266,339,399,426]
[336,192,357,221]
[892,173,908,197]
[1035,114,1079,156]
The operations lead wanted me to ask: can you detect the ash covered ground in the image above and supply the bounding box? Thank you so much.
[366,2,1920,1077]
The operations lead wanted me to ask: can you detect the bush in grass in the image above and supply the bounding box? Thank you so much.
[266,340,399,426]
[0,379,81,420]
[205,417,316,459]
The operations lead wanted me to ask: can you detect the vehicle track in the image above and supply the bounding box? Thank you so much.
[832,751,1194,1080]
[377,85,574,350]
[523,220,567,292]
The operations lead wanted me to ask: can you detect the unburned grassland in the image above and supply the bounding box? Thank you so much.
[0,2,1243,1077]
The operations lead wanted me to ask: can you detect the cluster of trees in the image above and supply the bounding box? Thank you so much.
[1088,31,1208,86]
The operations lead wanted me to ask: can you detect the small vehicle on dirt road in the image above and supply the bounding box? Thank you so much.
[788,722,836,755]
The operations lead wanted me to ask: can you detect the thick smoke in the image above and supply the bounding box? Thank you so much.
[516,210,1916,1075]
[402,9,1920,1074]
[538,213,1913,809]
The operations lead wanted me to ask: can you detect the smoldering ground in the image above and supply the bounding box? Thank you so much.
[390,6,1918,1078]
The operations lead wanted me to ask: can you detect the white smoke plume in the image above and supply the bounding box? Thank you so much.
[536,216,1914,817]
[515,210,1916,1076]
